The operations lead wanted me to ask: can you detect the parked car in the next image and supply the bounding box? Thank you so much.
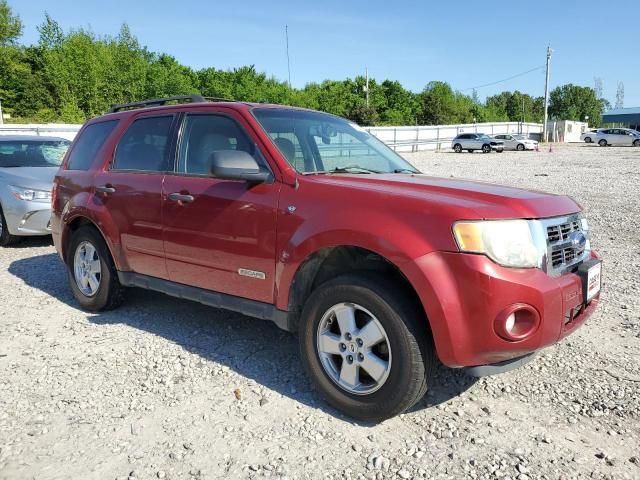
[0,135,71,246]
[52,95,602,421]
[493,134,538,151]
[580,129,602,143]
[592,128,640,147]
[451,133,504,153]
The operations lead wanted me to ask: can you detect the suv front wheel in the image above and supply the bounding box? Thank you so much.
[299,274,435,421]
[67,226,124,311]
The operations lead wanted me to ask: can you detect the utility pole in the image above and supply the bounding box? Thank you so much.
[0,99,3,125]
[285,25,291,89]
[542,46,552,142]
[365,67,369,107]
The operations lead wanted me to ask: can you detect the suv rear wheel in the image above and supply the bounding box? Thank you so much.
[67,226,124,311]
[299,274,435,421]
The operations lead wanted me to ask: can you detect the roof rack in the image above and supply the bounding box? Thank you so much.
[108,94,238,113]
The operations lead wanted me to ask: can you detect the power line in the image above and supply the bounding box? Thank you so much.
[460,65,545,92]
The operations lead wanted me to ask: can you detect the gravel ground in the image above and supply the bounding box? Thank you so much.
[1,144,639,480]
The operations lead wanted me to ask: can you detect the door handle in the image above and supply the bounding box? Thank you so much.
[96,185,116,194]
[168,192,195,203]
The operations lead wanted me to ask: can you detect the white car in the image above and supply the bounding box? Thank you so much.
[580,129,602,143]
[492,134,538,151]
[451,133,504,153]
[592,128,640,147]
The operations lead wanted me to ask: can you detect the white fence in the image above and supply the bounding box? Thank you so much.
[1,121,544,152]
[0,123,81,141]
[366,122,544,152]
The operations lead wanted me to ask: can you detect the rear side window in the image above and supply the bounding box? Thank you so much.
[113,116,174,172]
[66,120,118,170]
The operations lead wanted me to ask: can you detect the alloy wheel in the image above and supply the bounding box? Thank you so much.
[316,302,392,395]
[73,240,102,297]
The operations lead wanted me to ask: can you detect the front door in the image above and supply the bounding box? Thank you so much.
[161,111,279,303]
[94,114,176,278]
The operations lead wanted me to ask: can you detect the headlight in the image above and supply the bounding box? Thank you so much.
[452,219,545,268]
[10,185,52,203]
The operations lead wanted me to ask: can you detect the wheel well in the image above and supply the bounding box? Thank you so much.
[287,246,427,332]
[63,217,100,261]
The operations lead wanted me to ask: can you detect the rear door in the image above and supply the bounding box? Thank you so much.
[93,114,177,278]
[161,109,279,303]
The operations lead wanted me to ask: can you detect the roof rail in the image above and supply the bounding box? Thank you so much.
[202,96,239,103]
[108,94,208,113]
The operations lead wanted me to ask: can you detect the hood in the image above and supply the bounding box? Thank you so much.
[307,173,580,219]
[0,166,59,191]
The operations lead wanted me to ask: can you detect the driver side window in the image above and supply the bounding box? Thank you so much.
[177,114,262,175]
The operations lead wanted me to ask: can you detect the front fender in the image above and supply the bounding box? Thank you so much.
[274,206,436,311]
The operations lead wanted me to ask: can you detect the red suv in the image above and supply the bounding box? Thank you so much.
[52,95,602,420]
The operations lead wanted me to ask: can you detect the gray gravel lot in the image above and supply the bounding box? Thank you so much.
[1,144,639,480]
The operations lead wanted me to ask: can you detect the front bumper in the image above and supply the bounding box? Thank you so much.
[491,144,504,151]
[1,195,52,236]
[406,250,600,368]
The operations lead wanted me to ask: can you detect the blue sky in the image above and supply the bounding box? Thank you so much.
[12,0,639,106]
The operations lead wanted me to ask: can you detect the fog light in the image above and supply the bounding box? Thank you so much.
[494,304,540,341]
[505,313,516,333]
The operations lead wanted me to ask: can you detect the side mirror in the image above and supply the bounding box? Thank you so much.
[209,150,271,183]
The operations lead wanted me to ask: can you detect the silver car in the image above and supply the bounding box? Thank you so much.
[592,128,640,147]
[451,133,504,153]
[580,129,602,143]
[493,134,538,151]
[0,135,70,246]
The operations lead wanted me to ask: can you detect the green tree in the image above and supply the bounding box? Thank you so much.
[0,0,22,46]
[548,84,606,126]
[418,81,474,125]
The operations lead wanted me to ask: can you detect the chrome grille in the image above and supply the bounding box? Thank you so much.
[546,220,580,243]
[541,214,589,276]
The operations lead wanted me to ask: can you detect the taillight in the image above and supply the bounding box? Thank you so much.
[51,179,59,210]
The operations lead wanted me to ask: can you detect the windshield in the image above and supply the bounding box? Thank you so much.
[252,108,419,174]
[0,139,70,167]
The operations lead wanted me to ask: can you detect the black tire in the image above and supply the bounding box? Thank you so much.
[482,144,491,153]
[633,139,640,147]
[516,143,525,151]
[467,149,473,153]
[0,204,21,247]
[298,274,436,422]
[453,143,462,153]
[584,137,592,143]
[496,149,504,153]
[67,226,125,311]
[598,139,607,147]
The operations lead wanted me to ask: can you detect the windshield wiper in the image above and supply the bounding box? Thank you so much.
[302,165,382,175]
[393,168,418,174]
